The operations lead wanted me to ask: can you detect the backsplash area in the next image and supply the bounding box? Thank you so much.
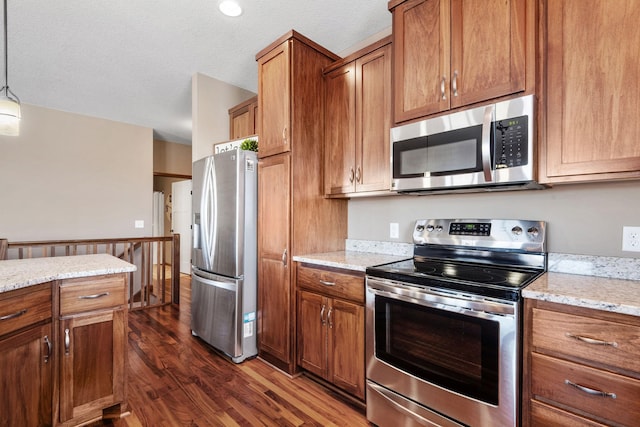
[346,239,640,281]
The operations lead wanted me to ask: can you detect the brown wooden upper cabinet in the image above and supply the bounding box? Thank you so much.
[228,95,258,140]
[257,39,292,159]
[389,0,530,124]
[324,37,392,197]
[539,0,640,184]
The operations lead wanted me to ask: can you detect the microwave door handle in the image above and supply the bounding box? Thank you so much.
[481,104,494,182]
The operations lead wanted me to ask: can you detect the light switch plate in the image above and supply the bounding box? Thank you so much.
[390,222,399,239]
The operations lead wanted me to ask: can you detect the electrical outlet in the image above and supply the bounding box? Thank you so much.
[390,222,399,239]
[135,220,144,229]
[622,226,640,252]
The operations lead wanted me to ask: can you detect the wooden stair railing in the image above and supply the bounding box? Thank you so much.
[3,234,182,309]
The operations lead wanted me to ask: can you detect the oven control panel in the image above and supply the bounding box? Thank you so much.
[413,218,546,252]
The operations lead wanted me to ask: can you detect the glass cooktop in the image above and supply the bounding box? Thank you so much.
[366,258,544,301]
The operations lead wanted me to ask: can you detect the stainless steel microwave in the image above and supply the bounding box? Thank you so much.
[390,94,543,193]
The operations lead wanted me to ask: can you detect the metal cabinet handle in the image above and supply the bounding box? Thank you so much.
[565,380,616,399]
[327,307,333,329]
[320,304,326,325]
[319,280,335,286]
[0,308,27,321]
[355,167,361,183]
[282,248,287,267]
[64,328,70,356]
[440,76,447,100]
[565,333,618,347]
[78,292,110,300]
[44,335,52,364]
[349,168,355,183]
[452,70,459,97]
[282,127,287,144]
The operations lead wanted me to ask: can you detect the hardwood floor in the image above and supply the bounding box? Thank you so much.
[99,275,370,427]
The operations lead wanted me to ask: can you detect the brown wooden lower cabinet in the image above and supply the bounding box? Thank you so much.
[524,299,640,426]
[296,264,365,399]
[0,322,53,427]
[0,273,128,427]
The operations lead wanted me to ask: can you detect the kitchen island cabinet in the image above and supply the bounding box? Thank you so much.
[296,263,365,399]
[0,254,135,427]
[388,0,533,124]
[0,282,53,427]
[255,30,348,374]
[539,0,640,183]
[57,275,127,426]
[323,37,391,197]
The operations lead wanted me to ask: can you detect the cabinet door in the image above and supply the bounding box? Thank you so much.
[392,0,450,122]
[328,299,365,399]
[297,291,327,377]
[258,40,291,158]
[0,323,52,427]
[543,0,640,182]
[257,154,292,365]
[59,309,126,423]
[230,109,251,140]
[449,0,526,108]
[356,44,391,193]
[324,62,356,195]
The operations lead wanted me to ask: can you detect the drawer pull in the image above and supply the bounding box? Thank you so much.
[565,380,617,399]
[319,280,335,286]
[78,291,110,300]
[64,328,70,356]
[44,335,52,364]
[565,333,618,347]
[0,308,27,321]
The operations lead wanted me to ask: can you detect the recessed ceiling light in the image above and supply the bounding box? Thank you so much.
[218,0,242,17]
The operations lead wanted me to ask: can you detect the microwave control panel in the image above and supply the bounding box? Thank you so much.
[494,115,528,169]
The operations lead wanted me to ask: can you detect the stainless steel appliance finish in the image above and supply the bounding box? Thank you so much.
[366,219,547,427]
[391,95,541,194]
[191,149,258,363]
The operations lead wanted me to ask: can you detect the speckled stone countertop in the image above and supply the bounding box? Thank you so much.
[523,272,640,317]
[0,254,137,293]
[292,251,410,272]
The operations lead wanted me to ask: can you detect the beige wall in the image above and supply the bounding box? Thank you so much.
[153,139,191,176]
[0,104,153,241]
[348,181,640,258]
[191,72,256,162]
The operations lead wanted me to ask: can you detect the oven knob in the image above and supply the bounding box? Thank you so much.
[435,225,443,232]
[528,227,539,237]
[416,225,425,232]
[511,226,523,235]
[426,225,434,232]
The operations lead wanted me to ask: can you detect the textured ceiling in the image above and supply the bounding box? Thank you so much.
[6,1,392,144]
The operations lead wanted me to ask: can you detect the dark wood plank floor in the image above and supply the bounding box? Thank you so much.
[99,275,370,427]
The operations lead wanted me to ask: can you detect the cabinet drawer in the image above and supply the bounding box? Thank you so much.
[0,283,52,336]
[530,400,608,427]
[532,307,640,372]
[60,274,126,316]
[531,353,640,426]
[297,264,364,303]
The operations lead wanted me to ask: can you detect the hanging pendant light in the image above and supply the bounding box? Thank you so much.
[0,0,19,136]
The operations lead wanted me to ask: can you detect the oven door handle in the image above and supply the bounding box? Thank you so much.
[367,281,515,317]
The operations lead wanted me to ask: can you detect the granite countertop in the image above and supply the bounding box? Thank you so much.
[0,254,137,294]
[293,251,409,272]
[523,272,640,317]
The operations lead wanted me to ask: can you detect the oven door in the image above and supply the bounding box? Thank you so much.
[366,277,520,427]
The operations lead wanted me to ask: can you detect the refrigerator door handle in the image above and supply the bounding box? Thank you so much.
[200,159,218,271]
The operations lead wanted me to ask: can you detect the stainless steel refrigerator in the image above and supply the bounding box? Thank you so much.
[191,149,257,363]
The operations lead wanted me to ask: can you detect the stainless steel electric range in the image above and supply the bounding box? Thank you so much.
[365,218,547,427]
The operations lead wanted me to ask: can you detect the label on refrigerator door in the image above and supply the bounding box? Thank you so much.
[243,312,256,338]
